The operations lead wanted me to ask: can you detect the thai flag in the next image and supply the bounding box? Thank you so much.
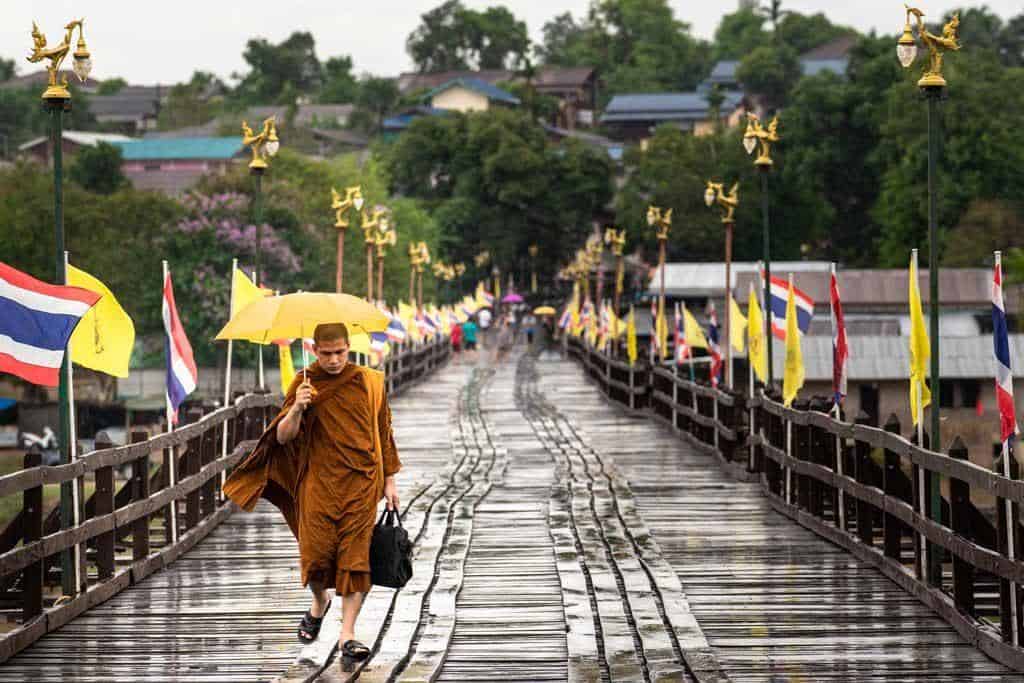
[481,289,494,305]
[302,338,316,356]
[992,255,1018,442]
[386,310,406,343]
[763,271,814,340]
[430,309,443,330]
[370,331,389,352]
[558,304,572,330]
[0,261,99,387]
[673,303,689,364]
[416,310,434,335]
[581,300,594,327]
[707,302,722,388]
[163,270,198,425]
[830,268,849,405]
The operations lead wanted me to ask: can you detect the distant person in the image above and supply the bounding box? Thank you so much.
[494,315,514,363]
[223,323,400,670]
[462,317,479,356]
[523,313,537,346]
[478,307,492,347]
[450,320,463,357]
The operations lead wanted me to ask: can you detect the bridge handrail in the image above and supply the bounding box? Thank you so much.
[0,336,451,663]
[567,336,1024,671]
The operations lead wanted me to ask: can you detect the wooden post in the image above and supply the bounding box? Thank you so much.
[724,220,733,387]
[794,399,811,511]
[882,414,904,562]
[997,447,1021,643]
[130,431,150,562]
[201,421,217,519]
[807,397,828,518]
[853,411,875,546]
[184,408,204,533]
[22,447,43,623]
[94,432,116,581]
[336,229,345,293]
[948,436,975,616]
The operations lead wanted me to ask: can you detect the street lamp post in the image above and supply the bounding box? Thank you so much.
[241,117,280,288]
[408,243,420,305]
[743,112,779,387]
[897,4,962,589]
[705,181,740,388]
[330,186,364,293]
[28,16,93,600]
[360,205,387,301]
[605,228,627,354]
[417,242,431,309]
[374,215,394,306]
[647,206,672,360]
[529,244,539,294]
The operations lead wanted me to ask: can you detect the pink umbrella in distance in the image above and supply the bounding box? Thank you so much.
[501,293,524,304]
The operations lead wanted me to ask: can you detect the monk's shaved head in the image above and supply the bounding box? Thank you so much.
[314,323,350,345]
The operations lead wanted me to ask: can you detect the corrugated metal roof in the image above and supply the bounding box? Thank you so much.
[764,335,1024,382]
[601,91,744,123]
[110,137,242,161]
[734,268,991,308]
[648,261,831,297]
[802,58,849,77]
[18,130,133,151]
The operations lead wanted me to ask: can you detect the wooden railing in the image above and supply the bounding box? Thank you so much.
[568,338,1024,671]
[0,336,450,662]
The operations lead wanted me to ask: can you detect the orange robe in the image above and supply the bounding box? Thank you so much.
[223,361,401,595]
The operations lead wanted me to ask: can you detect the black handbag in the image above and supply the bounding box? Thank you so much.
[370,507,413,589]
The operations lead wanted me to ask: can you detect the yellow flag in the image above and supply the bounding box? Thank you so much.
[626,305,638,366]
[729,295,747,353]
[683,306,708,349]
[782,279,805,407]
[747,286,767,383]
[277,342,295,395]
[656,299,669,361]
[232,268,271,316]
[399,301,419,342]
[908,253,931,424]
[67,264,135,378]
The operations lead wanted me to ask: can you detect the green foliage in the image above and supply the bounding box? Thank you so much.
[384,109,612,284]
[0,86,96,148]
[158,71,226,130]
[776,13,855,55]
[96,78,127,95]
[319,56,359,104]
[713,9,769,60]
[0,58,15,83]
[406,1,529,72]
[234,31,322,104]
[736,44,802,110]
[68,142,127,195]
[353,76,401,134]
[874,51,1024,265]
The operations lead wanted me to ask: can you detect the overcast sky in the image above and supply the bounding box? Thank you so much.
[4,1,1019,85]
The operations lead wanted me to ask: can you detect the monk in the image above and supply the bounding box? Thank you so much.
[223,322,400,664]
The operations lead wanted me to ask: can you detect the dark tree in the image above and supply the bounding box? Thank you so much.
[69,142,128,195]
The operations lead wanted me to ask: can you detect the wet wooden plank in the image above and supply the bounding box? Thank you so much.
[543,351,1019,681]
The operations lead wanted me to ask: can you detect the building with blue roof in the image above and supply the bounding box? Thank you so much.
[424,77,520,112]
[108,137,244,194]
[601,91,747,140]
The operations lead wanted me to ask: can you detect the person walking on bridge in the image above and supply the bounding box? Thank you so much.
[223,322,401,666]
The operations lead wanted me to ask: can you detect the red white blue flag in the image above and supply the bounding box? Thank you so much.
[163,270,198,425]
[385,309,407,343]
[763,270,814,341]
[0,261,99,386]
[558,303,572,330]
[673,302,689,364]
[992,253,1018,442]
[830,267,849,405]
[707,302,722,388]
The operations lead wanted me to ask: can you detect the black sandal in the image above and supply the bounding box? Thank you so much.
[339,640,371,673]
[297,600,331,643]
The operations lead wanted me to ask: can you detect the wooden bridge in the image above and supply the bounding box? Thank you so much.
[1,337,1023,681]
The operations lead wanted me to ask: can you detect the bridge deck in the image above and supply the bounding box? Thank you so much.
[2,350,1020,682]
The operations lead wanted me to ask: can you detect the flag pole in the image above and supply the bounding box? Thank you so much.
[830,262,846,532]
[252,269,265,391]
[749,281,757,473]
[63,252,82,595]
[997,250,1019,645]
[162,260,179,545]
[221,259,237,490]
[912,249,928,581]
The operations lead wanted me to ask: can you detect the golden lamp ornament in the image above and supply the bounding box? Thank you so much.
[361,205,389,244]
[743,113,779,167]
[241,117,280,171]
[898,6,961,88]
[604,228,626,256]
[646,206,672,241]
[705,181,740,223]
[330,186,364,229]
[28,19,92,101]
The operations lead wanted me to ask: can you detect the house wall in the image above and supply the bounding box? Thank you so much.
[797,378,1017,473]
[431,87,490,113]
[22,139,88,166]
[121,159,233,194]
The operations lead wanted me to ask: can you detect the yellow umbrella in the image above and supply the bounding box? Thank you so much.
[534,305,557,316]
[215,292,389,343]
